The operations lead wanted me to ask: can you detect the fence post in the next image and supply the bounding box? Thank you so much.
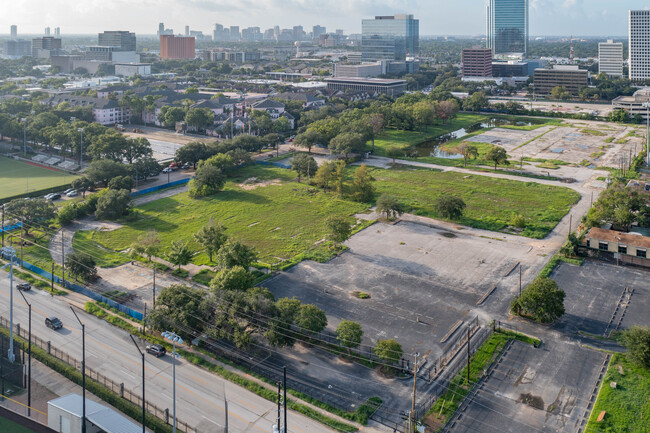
[165,408,169,424]
[16,323,20,337]
[120,383,124,398]
[47,341,51,354]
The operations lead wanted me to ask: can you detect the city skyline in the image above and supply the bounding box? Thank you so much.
[1,0,648,37]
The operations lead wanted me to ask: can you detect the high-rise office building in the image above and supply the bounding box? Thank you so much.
[10,25,17,38]
[98,31,136,51]
[313,25,326,39]
[230,26,240,41]
[4,39,31,57]
[462,48,493,77]
[160,35,195,59]
[361,14,419,62]
[629,10,650,80]
[486,0,529,58]
[185,26,190,36]
[599,40,624,78]
[158,23,164,36]
[54,27,60,36]
[45,27,51,36]
[32,36,62,57]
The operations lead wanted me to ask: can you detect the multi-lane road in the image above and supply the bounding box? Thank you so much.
[0,269,339,433]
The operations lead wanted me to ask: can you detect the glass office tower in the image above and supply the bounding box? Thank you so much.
[362,14,419,62]
[486,0,528,58]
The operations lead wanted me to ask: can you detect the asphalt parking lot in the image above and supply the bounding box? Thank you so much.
[447,339,606,433]
[551,260,650,335]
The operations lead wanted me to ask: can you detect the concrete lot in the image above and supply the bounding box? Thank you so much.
[489,98,615,117]
[551,260,650,335]
[470,120,643,169]
[446,339,606,433]
[123,125,214,162]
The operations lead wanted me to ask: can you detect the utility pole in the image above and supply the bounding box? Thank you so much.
[410,353,418,433]
[129,335,146,433]
[61,231,65,288]
[568,214,572,238]
[276,382,282,433]
[50,263,54,295]
[17,289,31,417]
[70,307,86,433]
[3,247,17,363]
[1,204,4,247]
[283,366,287,433]
[519,265,522,297]
[20,219,23,268]
[467,328,471,385]
[152,265,156,309]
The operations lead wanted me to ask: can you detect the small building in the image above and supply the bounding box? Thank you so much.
[48,394,142,433]
[533,65,589,95]
[612,88,650,121]
[585,227,650,267]
[114,63,152,77]
[324,77,407,97]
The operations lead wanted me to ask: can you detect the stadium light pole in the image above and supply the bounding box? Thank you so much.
[21,118,27,157]
[78,128,84,169]
[70,306,86,433]
[129,335,146,433]
[161,331,182,433]
[17,288,31,416]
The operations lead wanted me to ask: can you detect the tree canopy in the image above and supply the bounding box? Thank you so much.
[511,277,565,323]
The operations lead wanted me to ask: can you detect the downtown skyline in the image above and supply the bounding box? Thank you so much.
[0,0,646,38]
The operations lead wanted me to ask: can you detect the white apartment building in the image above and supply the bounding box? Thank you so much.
[598,40,624,77]
[629,10,650,80]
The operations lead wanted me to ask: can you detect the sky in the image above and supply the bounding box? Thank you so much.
[1,0,646,37]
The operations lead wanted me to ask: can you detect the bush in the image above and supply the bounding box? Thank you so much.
[620,326,650,369]
[511,277,565,323]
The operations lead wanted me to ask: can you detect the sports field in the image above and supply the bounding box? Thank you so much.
[0,415,37,433]
[0,156,79,200]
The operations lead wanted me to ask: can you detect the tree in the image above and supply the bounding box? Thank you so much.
[57,203,78,226]
[457,143,479,168]
[620,326,650,369]
[166,240,193,271]
[292,152,318,182]
[130,230,161,262]
[550,86,571,100]
[352,164,375,202]
[123,137,152,164]
[365,113,385,153]
[71,177,93,197]
[412,101,435,132]
[436,99,459,124]
[434,195,466,219]
[85,160,128,187]
[329,132,365,157]
[108,175,134,191]
[88,130,127,161]
[585,183,645,232]
[386,146,403,164]
[65,253,97,283]
[325,216,351,244]
[312,161,337,190]
[510,277,565,323]
[95,189,130,220]
[159,106,186,128]
[189,164,225,197]
[374,339,403,366]
[376,194,405,220]
[175,141,208,169]
[147,284,213,338]
[336,320,363,354]
[463,92,489,112]
[131,157,161,181]
[185,108,214,131]
[272,116,291,133]
[267,297,302,347]
[6,198,56,236]
[293,128,321,153]
[214,240,257,270]
[296,304,327,336]
[486,146,509,171]
[227,148,252,166]
[194,218,228,262]
[202,153,235,172]
[209,266,254,292]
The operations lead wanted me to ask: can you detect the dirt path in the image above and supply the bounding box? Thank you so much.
[49,218,122,265]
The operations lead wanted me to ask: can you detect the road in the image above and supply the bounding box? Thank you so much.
[0,271,339,433]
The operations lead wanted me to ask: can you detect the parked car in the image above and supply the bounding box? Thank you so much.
[44,193,54,199]
[45,317,63,330]
[48,194,61,201]
[64,188,75,195]
[145,344,166,357]
[17,283,31,291]
[66,190,78,197]
[162,167,172,173]
[182,163,192,169]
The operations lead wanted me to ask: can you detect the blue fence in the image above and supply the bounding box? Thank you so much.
[20,260,144,321]
[130,177,191,198]
[1,222,22,233]
[257,160,292,169]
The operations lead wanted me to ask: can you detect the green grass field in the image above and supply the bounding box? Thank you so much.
[0,416,37,433]
[370,166,580,238]
[94,166,369,265]
[585,353,650,433]
[0,156,80,200]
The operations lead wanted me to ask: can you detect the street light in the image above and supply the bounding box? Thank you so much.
[161,331,182,433]
[129,335,146,433]
[642,102,650,167]
[17,288,31,417]
[77,128,84,169]
[1,247,18,363]
[21,118,27,157]
[70,306,87,433]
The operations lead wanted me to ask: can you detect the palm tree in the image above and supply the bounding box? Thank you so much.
[458,143,479,168]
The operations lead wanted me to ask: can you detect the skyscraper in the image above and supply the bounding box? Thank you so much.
[158,23,164,36]
[54,27,60,36]
[599,40,624,78]
[629,10,650,80]
[45,27,51,36]
[185,26,190,36]
[361,14,419,62]
[10,25,17,38]
[486,0,529,58]
[98,31,136,51]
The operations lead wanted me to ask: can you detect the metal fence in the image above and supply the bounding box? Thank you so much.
[130,178,191,198]
[0,316,201,433]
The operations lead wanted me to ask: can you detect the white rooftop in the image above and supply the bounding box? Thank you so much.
[48,394,142,433]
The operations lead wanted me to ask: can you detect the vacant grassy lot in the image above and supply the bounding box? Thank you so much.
[370,113,487,156]
[95,166,369,265]
[370,166,580,238]
[585,353,650,433]
[0,156,79,200]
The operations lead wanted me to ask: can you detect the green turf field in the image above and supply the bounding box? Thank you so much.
[0,415,38,433]
[0,156,80,200]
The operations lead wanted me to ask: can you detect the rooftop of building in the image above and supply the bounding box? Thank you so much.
[324,77,406,84]
[586,227,650,249]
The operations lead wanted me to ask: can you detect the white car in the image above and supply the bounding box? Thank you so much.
[64,188,75,194]
[162,167,172,173]
[66,190,78,197]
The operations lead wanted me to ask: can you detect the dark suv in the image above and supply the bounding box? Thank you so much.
[17,283,31,291]
[45,317,63,330]
[145,344,166,357]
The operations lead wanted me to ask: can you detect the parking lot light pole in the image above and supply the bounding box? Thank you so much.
[17,289,31,416]
[129,335,146,433]
[161,331,182,433]
[70,307,86,433]
[2,247,17,363]
[78,128,84,169]
[21,118,27,157]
